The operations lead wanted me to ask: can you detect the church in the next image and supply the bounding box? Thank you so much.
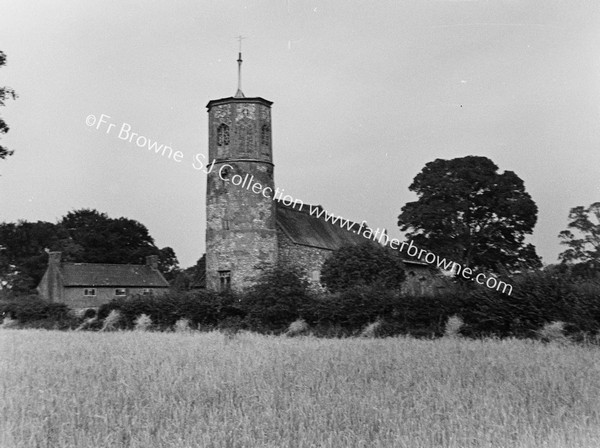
[205,52,434,293]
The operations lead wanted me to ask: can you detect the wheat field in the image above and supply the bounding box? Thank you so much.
[1,330,600,448]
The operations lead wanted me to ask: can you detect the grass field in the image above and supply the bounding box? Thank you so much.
[1,330,600,448]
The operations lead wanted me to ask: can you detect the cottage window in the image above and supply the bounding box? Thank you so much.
[115,288,127,296]
[217,124,230,146]
[311,270,320,282]
[142,289,152,295]
[84,288,96,296]
[219,270,231,292]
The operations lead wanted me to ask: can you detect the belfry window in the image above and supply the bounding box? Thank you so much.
[261,124,270,146]
[217,124,230,146]
[219,270,231,292]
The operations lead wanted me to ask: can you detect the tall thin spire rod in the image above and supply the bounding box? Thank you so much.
[235,35,246,98]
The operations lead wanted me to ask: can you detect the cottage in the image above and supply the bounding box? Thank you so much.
[37,252,169,309]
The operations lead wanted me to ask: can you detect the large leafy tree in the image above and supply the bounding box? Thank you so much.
[0,209,179,292]
[558,202,600,277]
[173,254,206,291]
[157,247,180,283]
[321,242,405,293]
[0,51,17,160]
[60,209,157,264]
[0,221,69,292]
[398,156,540,272]
[59,209,179,277]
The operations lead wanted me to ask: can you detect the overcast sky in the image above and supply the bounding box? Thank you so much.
[1,0,599,269]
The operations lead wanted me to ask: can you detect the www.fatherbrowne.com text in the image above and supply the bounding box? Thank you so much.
[208,161,513,296]
[87,113,512,295]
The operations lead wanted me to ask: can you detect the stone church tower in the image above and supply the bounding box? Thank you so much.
[205,51,277,291]
[204,51,438,295]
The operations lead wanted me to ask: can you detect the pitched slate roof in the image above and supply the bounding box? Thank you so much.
[276,201,368,251]
[275,200,434,269]
[59,263,170,288]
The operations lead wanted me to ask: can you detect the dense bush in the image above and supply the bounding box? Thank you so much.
[307,285,395,331]
[321,242,405,293]
[241,264,312,331]
[458,269,600,338]
[98,290,244,330]
[299,285,463,337]
[0,294,76,329]
[3,266,600,340]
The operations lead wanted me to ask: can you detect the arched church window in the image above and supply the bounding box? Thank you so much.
[261,124,270,146]
[217,124,230,146]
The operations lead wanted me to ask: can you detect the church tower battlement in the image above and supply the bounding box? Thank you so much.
[205,49,277,291]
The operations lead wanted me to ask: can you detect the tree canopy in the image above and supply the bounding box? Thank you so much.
[321,242,406,293]
[397,156,540,272]
[60,209,157,264]
[0,51,17,160]
[0,220,68,292]
[0,209,179,292]
[173,254,206,291]
[242,264,310,329]
[558,202,600,277]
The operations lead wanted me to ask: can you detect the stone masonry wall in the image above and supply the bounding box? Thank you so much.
[205,98,277,291]
[276,227,332,285]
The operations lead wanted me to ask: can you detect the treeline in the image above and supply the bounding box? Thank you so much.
[2,264,600,340]
[0,209,180,292]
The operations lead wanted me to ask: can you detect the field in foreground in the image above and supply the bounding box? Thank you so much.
[1,331,600,448]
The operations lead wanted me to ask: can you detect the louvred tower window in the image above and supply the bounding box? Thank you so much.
[217,124,230,146]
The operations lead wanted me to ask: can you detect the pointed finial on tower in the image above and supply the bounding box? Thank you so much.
[235,35,246,98]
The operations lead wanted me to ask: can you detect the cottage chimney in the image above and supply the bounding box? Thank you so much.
[48,251,62,266]
[146,255,159,270]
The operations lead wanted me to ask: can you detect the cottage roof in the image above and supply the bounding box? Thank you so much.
[59,263,170,288]
[275,201,367,251]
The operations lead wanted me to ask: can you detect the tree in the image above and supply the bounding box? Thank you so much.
[241,264,311,329]
[173,254,206,291]
[0,209,179,292]
[0,221,70,292]
[397,156,540,272]
[320,242,406,293]
[157,247,180,283]
[0,51,17,160]
[59,209,179,276]
[558,202,600,276]
[59,209,157,264]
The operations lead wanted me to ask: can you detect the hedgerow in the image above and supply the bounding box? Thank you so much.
[3,267,600,340]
